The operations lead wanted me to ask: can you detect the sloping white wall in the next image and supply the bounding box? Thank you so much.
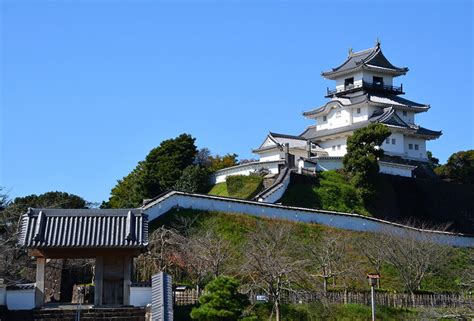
[210,160,283,184]
[143,191,474,248]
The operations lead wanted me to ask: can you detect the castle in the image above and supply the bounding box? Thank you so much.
[252,41,441,177]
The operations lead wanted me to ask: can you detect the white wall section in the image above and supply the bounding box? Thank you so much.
[143,191,474,248]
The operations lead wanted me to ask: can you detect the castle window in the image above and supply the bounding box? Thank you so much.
[323,116,327,122]
[332,145,336,151]
[373,76,384,86]
[344,77,354,89]
[357,108,361,114]
[335,111,341,118]
[386,138,390,144]
[403,111,407,116]
[337,145,341,150]
[409,143,413,150]
[415,144,419,150]
[391,138,396,144]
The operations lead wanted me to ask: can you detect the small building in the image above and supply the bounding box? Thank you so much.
[18,208,148,308]
[253,41,441,177]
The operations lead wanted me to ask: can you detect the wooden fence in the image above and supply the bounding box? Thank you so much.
[174,289,199,306]
[262,291,473,308]
[173,288,472,308]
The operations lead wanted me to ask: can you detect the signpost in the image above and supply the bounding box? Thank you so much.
[367,274,380,321]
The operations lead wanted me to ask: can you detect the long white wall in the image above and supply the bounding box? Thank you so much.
[209,160,283,184]
[143,191,474,248]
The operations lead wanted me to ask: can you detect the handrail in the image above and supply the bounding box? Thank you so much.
[326,81,403,96]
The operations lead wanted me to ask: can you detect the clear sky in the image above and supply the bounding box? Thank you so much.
[1,0,473,204]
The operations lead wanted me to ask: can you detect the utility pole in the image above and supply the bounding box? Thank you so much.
[367,274,380,321]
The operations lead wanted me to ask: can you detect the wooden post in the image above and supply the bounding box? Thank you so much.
[94,256,103,306]
[123,256,132,305]
[35,257,46,308]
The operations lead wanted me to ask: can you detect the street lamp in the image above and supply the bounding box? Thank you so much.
[367,274,380,321]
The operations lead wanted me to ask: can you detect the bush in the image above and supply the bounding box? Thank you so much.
[190,276,249,321]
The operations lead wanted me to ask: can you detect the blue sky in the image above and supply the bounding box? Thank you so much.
[1,0,473,204]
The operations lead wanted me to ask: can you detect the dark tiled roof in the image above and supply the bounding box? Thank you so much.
[19,208,148,249]
[269,132,307,140]
[322,43,408,78]
[416,126,442,137]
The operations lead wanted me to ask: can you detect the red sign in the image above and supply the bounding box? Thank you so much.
[367,274,380,279]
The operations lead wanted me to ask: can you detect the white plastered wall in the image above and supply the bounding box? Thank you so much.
[404,136,428,160]
[318,137,348,157]
[382,132,405,156]
[379,163,413,177]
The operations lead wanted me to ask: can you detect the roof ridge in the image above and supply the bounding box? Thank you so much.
[350,46,377,57]
[269,132,307,140]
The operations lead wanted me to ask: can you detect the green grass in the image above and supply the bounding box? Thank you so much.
[208,175,263,200]
[208,182,229,197]
[149,209,473,293]
[280,171,370,215]
[251,303,419,320]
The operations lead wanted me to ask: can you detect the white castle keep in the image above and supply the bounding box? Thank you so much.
[252,41,441,177]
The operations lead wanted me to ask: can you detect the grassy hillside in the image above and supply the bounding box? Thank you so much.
[208,175,263,200]
[150,209,472,293]
[280,171,474,234]
[279,171,369,215]
[208,182,229,197]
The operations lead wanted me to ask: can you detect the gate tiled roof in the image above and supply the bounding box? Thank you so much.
[19,208,148,249]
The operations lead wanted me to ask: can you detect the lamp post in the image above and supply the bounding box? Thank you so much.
[367,274,380,321]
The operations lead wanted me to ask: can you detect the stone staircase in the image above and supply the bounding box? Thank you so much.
[33,307,146,321]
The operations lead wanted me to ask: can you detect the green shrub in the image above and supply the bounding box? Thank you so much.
[190,276,249,321]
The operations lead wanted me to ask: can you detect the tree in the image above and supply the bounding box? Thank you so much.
[134,226,182,281]
[426,151,440,170]
[435,150,474,184]
[174,165,210,193]
[0,191,87,284]
[343,123,391,199]
[195,148,212,167]
[142,134,198,194]
[355,233,385,289]
[187,228,232,278]
[209,153,239,172]
[190,276,249,321]
[379,222,451,304]
[105,133,198,208]
[243,223,308,321]
[305,233,351,293]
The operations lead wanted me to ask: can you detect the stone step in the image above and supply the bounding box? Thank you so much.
[33,307,146,321]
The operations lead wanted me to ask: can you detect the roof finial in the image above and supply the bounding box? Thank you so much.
[375,37,381,47]
[348,47,353,56]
